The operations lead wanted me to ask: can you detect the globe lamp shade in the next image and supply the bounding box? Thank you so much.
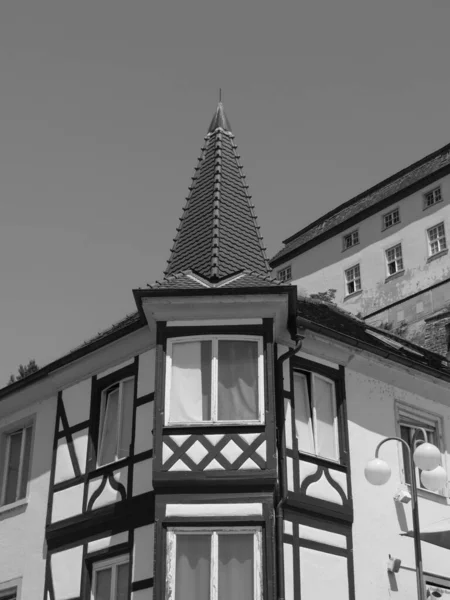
[413,443,441,471]
[421,466,447,492]
[365,458,391,486]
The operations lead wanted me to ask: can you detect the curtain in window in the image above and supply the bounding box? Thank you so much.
[98,387,120,465]
[314,375,338,460]
[170,342,211,422]
[118,380,134,458]
[217,341,258,421]
[218,534,254,600]
[293,372,314,454]
[175,535,210,600]
[4,430,23,505]
[95,567,112,600]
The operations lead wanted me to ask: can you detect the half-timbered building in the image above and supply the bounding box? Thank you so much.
[1,101,450,599]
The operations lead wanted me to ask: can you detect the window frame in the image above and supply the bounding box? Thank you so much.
[342,229,359,251]
[91,554,130,600]
[427,222,447,257]
[164,335,265,427]
[344,264,362,297]
[0,423,33,508]
[97,376,135,468]
[382,207,400,230]
[385,243,404,277]
[395,401,447,497]
[423,186,443,210]
[165,526,262,600]
[277,265,292,283]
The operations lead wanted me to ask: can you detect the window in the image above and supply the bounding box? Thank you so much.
[385,244,404,276]
[424,186,443,209]
[97,378,134,466]
[1,425,33,507]
[0,591,16,600]
[166,527,262,600]
[426,574,450,597]
[292,370,339,461]
[165,336,264,425]
[92,555,129,600]
[396,404,445,493]
[383,208,400,230]
[342,230,359,250]
[277,265,292,282]
[428,223,447,256]
[344,264,361,296]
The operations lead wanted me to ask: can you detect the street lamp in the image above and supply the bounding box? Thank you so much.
[364,430,447,600]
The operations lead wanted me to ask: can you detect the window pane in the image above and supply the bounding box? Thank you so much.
[95,567,112,600]
[4,431,23,504]
[293,372,314,454]
[217,341,259,421]
[175,534,210,600]
[170,341,212,423]
[116,562,130,600]
[18,426,33,499]
[98,387,120,465]
[218,534,254,600]
[118,379,134,459]
[314,375,338,460]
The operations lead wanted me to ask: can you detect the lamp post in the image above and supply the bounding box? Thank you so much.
[364,429,447,600]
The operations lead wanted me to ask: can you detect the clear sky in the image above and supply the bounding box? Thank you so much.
[1,0,450,385]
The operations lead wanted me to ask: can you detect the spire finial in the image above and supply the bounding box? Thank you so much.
[219,88,222,103]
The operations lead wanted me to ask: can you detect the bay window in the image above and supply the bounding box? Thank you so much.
[165,336,264,425]
[166,527,262,600]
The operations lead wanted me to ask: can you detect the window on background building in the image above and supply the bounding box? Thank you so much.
[397,405,445,493]
[92,555,129,600]
[1,425,33,507]
[97,378,134,466]
[166,527,262,600]
[426,574,450,597]
[383,208,400,230]
[344,264,361,296]
[166,336,264,425]
[277,265,292,282]
[424,186,443,209]
[385,244,404,276]
[0,590,17,600]
[428,223,447,257]
[292,370,339,461]
[342,230,359,251]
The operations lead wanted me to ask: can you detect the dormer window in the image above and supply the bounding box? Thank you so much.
[165,336,264,425]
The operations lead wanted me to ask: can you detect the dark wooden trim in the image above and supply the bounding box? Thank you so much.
[45,556,56,600]
[95,363,137,393]
[165,325,266,338]
[291,355,340,379]
[54,474,85,493]
[46,491,155,552]
[285,492,353,523]
[80,541,88,600]
[46,392,61,528]
[163,424,265,436]
[83,375,97,513]
[288,450,347,473]
[339,365,353,510]
[57,420,89,440]
[153,469,277,492]
[59,397,82,478]
[293,513,301,600]
[85,541,130,562]
[132,578,154,592]
[263,319,277,473]
[136,392,154,406]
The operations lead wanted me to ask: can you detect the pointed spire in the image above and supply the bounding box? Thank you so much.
[165,102,270,283]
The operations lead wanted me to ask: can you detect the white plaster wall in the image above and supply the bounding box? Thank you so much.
[0,395,55,599]
[276,173,450,316]
[346,365,450,599]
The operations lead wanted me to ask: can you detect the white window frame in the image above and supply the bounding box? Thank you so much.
[293,370,340,462]
[91,554,130,600]
[427,222,447,257]
[344,264,361,296]
[395,401,447,496]
[165,335,265,426]
[97,376,135,467]
[277,265,292,282]
[383,207,400,230]
[0,424,33,507]
[166,526,262,600]
[424,186,443,209]
[342,230,359,251]
[385,243,404,276]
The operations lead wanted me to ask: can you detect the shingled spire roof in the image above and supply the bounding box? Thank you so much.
[164,102,271,283]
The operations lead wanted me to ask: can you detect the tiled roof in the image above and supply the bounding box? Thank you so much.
[165,102,271,282]
[148,269,282,290]
[271,142,450,264]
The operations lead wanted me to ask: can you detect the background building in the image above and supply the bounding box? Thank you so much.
[1,104,450,599]
[270,143,450,353]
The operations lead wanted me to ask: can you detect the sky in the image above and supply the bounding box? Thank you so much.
[1,0,450,385]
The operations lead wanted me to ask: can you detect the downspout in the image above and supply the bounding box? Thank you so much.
[275,332,304,600]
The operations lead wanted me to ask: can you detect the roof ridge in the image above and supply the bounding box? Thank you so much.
[211,129,222,279]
